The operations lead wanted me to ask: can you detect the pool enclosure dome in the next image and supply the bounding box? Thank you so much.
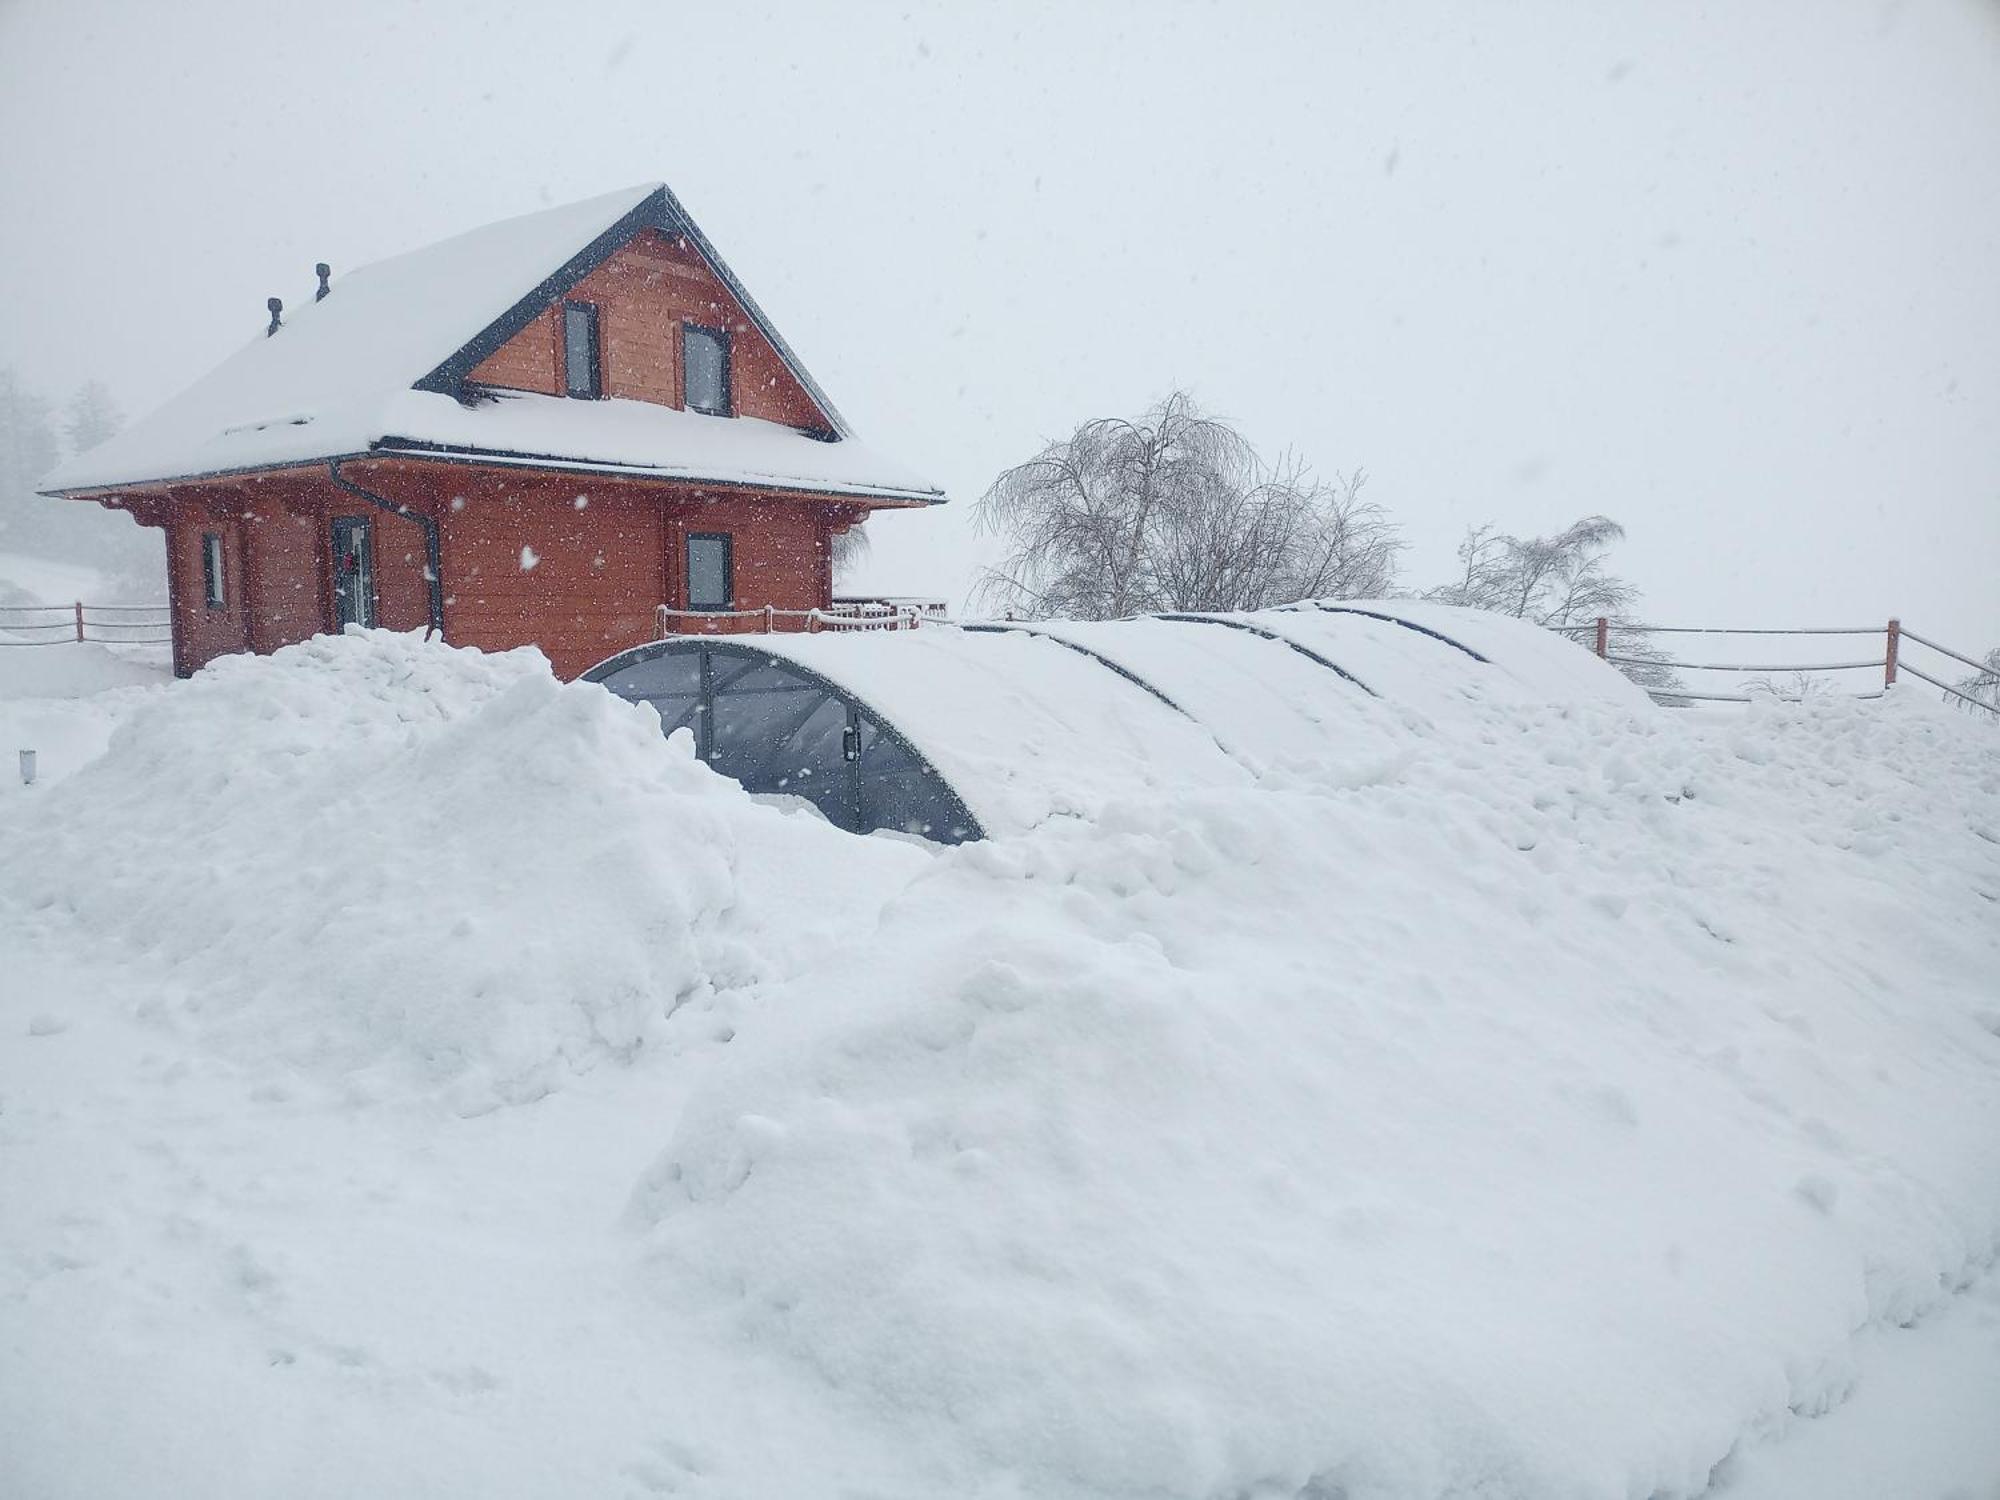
[583,601,1647,843]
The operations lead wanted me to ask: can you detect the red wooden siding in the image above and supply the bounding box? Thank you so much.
[166,506,250,672]
[467,230,830,431]
[141,461,843,682]
[433,471,670,680]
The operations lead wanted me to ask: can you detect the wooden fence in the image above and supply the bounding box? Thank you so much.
[1562,617,1997,715]
[0,602,172,646]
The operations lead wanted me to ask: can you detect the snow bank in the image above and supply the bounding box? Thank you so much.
[0,630,923,1112]
[3,631,1997,1498]
[0,639,170,699]
[633,694,2000,1497]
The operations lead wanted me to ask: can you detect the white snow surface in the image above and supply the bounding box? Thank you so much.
[2,628,1998,1499]
[38,184,940,503]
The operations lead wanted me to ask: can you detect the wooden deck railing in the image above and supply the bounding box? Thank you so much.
[655,597,948,637]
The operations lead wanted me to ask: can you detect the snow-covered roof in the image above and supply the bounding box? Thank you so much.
[41,184,942,504]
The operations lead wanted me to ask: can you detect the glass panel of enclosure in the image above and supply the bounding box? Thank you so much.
[856,716,975,842]
[598,649,704,742]
[705,660,858,830]
[590,646,981,844]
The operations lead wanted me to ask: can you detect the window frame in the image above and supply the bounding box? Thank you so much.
[684,531,735,611]
[563,300,602,400]
[681,322,733,416]
[200,531,227,610]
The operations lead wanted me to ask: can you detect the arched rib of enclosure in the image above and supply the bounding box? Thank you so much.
[1242,605,1529,717]
[656,627,1253,837]
[1292,600,1650,708]
[1152,613,1378,696]
[1015,615,1411,775]
[1282,601,1490,662]
[958,622,1196,720]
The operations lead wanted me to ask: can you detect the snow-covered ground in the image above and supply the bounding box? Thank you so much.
[1,629,1996,1499]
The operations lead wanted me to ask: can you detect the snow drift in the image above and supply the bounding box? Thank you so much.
[632,693,2000,1497]
[0,631,924,1112]
[3,629,1998,1498]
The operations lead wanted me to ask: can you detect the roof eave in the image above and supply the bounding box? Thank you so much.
[366,438,946,506]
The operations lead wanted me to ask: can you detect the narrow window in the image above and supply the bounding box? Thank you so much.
[682,324,731,416]
[686,532,734,610]
[201,531,226,608]
[563,302,601,399]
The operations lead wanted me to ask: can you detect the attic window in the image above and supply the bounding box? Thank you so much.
[682,324,731,416]
[564,302,602,399]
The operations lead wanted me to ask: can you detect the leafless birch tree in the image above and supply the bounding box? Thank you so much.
[1426,515,1681,695]
[973,391,1399,618]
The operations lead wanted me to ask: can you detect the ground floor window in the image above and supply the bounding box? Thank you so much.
[201,531,227,608]
[331,516,376,629]
[686,532,733,610]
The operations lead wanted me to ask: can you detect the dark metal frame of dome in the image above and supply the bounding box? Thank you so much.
[584,638,986,843]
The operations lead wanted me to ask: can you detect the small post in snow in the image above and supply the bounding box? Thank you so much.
[1884,618,1900,690]
[18,749,36,786]
[73,601,85,643]
[1593,616,1609,660]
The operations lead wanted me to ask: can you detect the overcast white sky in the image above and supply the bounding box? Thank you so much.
[4,0,1997,656]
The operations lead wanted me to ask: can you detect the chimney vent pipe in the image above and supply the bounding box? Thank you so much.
[266,297,283,337]
[315,263,331,302]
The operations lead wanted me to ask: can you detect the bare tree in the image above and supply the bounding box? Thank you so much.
[973,391,1399,618]
[1426,515,1680,695]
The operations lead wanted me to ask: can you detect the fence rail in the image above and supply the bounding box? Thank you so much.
[656,596,948,637]
[1558,616,1997,717]
[0,601,171,646]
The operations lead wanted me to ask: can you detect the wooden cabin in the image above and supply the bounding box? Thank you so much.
[39,184,943,680]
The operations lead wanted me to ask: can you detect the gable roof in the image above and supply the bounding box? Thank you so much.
[41,184,942,504]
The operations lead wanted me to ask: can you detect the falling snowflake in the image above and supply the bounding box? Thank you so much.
[520,545,540,571]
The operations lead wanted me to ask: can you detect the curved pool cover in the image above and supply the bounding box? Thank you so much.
[583,601,1646,842]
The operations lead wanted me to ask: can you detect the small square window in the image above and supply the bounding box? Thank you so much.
[564,302,601,399]
[686,532,733,610]
[201,531,226,608]
[682,324,731,416]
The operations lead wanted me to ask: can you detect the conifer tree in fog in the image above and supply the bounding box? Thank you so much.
[65,379,124,455]
[974,390,1400,619]
[0,368,162,598]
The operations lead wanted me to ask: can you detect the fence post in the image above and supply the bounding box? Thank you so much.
[1593,616,1609,659]
[73,601,85,643]
[1884,618,1900,689]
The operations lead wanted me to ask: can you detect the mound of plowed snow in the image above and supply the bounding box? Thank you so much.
[634,696,2000,1498]
[0,630,924,1112]
[2,631,1997,1499]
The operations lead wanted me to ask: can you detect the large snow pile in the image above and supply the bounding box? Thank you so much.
[0,632,923,1113]
[2,631,1997,1498]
